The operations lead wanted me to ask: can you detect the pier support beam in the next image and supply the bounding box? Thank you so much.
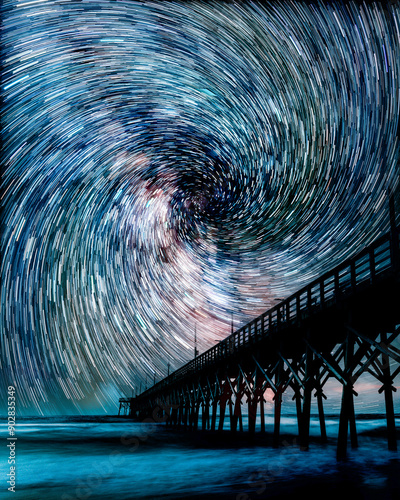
[273,389,282,448]
[218,380,232,432]
[260,394,265,434]
[316,388,327,443]
[239,406,243,432]
[248,375,258,435]
[193,403,200,431]
[300,346,313,451]
[184,401,189,428]
[188,403,194,430]
[211,398,218,432]
[171,407,178,427]
[202,399,210,431]
[337,382,358,459]
[231,396,239,433]
[294,390,302,438]
[248,395,257,434]
[218,398,227,432]
[349,391,358,449]
[273,358,284,448]
[337,333,358,460]
[380,332,397,451]
[289,358,304,440]
[228,397,234,431]
[232,378,244,433]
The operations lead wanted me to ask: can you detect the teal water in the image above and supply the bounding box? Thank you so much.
[1,415,399,499]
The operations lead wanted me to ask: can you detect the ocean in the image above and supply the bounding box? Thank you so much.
[1,414,399,500]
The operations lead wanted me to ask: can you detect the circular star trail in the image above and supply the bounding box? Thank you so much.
[1,1,399,414]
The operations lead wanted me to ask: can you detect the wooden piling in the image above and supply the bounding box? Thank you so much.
[381,332,397,451]
[337,382,351,459]
[171,407,178,427]
[188,403,194,430]
[201,401,206,430]
[316,389,327,443]
[273,390,282,448]
[349,391,358,449]
[273,358,283,448]
[218,398,227,432]
[337,332,358,459]
[239,406,243,432]
[184,402,189,427]
[294,390,302,438]
[193,403,200,431]
[248,396,257,434]
[232,380,244,432]
[301,347,313,451]
[211,398,218,431]
[260,395,265,433]
[228,397,234,431]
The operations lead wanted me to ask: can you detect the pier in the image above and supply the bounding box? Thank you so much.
[120,218,400,459]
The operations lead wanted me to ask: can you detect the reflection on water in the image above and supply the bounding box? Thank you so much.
[0,415,399,499]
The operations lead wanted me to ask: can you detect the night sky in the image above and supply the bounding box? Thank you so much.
[1,0,399,415]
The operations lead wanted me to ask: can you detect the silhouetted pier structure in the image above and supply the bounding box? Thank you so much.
[120,219,400,459]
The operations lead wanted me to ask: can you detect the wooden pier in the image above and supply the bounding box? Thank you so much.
[120,220,400,459]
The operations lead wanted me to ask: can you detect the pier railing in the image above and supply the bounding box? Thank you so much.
[134,224,399,399]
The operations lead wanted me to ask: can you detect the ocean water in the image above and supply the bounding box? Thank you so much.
[1,415,399,500]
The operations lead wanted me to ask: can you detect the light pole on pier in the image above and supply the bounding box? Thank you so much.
[194,323,199,358]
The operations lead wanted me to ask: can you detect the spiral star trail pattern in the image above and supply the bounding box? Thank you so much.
[1,1,399,415]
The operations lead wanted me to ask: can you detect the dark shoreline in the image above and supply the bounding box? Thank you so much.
[11,413,400,444]
[11,412,400,419]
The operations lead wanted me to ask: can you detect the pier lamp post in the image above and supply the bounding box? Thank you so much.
[194,323,199,358]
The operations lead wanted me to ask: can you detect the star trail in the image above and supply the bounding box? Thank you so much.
[1,1,399,414]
